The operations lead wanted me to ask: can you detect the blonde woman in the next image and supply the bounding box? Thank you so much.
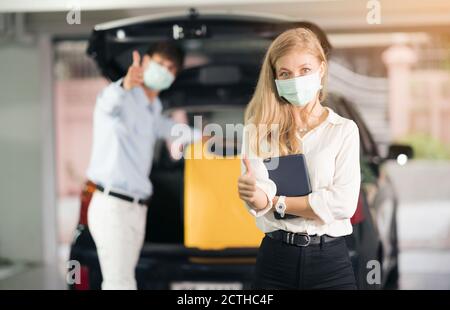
[238,28,361,289]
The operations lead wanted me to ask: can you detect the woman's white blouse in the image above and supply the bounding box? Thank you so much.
[241,106,361,237]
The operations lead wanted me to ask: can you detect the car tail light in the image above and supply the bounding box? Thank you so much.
[74,266,90,290]
[350,192,365,225]
[78,181,96,226]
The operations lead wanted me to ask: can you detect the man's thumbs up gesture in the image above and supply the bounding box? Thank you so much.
[123,50,144,90]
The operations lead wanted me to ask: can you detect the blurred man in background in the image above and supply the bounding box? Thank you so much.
[86,42,198,290]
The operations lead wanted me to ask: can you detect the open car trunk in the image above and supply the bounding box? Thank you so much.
[87,9,316,81]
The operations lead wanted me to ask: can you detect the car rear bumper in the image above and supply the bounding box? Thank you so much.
[69,227,258,290]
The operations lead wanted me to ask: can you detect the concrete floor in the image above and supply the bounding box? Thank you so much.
[399,251,450,290]
[397,200,450,290]
[0,264,64,290]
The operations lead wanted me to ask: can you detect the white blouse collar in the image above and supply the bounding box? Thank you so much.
[325,106,345,126]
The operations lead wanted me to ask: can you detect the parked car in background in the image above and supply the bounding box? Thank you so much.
[69,10,413,290]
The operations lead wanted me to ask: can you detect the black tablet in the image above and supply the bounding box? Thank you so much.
[263,154,312,220]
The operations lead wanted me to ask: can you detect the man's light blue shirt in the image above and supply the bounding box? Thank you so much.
[87,79,183,198]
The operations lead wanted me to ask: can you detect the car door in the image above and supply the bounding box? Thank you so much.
[338,97,398,279]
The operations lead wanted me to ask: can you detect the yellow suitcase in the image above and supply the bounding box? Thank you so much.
[184,141,264,250]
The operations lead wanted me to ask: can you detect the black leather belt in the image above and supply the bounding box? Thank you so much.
[95,184,149,205]
[266,230,340,247]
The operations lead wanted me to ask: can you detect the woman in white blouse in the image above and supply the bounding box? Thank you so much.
[238,27,361,289]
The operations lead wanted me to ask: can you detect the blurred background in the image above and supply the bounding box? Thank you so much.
[0,0,449,290]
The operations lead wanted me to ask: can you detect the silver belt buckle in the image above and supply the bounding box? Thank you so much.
[301,233,311,247]
[284,232,311,247]
[297,233,311,247]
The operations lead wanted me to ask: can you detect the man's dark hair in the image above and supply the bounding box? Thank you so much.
[146,41,185,71]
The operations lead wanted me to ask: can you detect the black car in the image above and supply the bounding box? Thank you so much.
[69,10,413,290]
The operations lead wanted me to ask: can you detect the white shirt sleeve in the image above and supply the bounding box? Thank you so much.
[240,126,277,218]
[307,120,361,224]
[96,78,128,115]
[156,115,177,141]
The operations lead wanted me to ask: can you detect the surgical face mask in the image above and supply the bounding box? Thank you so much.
[143,61,175,91]
[274,69,323,107]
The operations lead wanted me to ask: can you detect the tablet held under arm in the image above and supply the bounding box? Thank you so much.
[263,154,312,220]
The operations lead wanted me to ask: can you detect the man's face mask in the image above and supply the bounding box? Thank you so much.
[274,69,323,107]
[143,61,175,91]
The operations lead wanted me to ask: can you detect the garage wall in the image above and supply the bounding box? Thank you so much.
[0,36,56,263]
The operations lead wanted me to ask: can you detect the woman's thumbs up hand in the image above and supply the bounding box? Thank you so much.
[243,158,253,175]
[238,157,258,206]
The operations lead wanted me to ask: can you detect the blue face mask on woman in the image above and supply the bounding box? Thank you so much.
[143,61,175,91]
[274,69,322,107]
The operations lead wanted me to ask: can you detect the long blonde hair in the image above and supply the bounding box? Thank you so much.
[244,27,328,157]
